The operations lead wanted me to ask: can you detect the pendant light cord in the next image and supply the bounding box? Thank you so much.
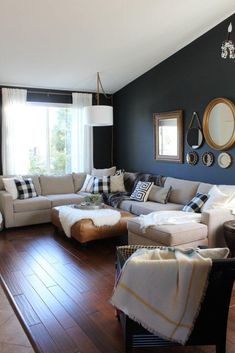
[96,72,112,104]
[96,72,114,166]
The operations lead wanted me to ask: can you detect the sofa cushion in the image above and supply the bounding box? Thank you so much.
[148,185,172,204]
[149,175,165,186]
[127,218,208,246]
[218,185,235,210]
[2,178,19,200]
[131,201,184,216]
[164,177,200,205]
[80,174,94,192]
[13,196,51,213]
[197,182,213,194]
[91,166,116,177]
[45,194,84,207]
[123,172,140,193]
[0,175,41,195]
[201,186,230,212]
[119,200,136,213]
[77,191,93,197]
[72,172,87,192]
[40,175,74,195]
[110,173,126,193]
[24,175,42,195]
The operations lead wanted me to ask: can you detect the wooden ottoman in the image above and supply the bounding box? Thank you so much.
[51,205,134,244]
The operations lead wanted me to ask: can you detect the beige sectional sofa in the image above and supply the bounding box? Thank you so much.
[116,176,234,248]
[0,172,234,248]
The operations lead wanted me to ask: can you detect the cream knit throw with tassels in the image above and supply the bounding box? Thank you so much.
[111,247,218,344]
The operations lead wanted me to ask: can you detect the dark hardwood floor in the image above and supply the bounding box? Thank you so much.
[0,224,234,353]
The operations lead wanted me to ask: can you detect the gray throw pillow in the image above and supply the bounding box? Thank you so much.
[148,185,172,204]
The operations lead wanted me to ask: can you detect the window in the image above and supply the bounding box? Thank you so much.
[2,88,93,175]
[26,103,73,174]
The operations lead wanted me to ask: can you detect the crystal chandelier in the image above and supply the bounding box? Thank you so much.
[221,22,235,59]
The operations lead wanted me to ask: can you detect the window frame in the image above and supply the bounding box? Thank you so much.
[25,101,74,174]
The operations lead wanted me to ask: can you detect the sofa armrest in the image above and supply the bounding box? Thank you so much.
[0,190,14,228]
[201,209,235,248]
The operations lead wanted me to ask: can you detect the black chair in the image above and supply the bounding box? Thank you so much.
[116,245,235,353]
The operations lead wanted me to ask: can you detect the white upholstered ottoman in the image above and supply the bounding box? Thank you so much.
[127,217,208,248]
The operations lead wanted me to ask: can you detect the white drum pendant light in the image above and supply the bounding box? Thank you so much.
[84,72,113,126]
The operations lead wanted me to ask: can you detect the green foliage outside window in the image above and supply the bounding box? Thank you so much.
[29,107,72,174]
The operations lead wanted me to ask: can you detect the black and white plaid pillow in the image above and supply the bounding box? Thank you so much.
[182,193,208,213]
[15,178,37,199]
[92,176,111,193]
[130,181,153,202]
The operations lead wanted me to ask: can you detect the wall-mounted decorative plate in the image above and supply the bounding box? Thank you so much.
[186,151,199,165]
[202,152,214,167]
[217,152,232,168]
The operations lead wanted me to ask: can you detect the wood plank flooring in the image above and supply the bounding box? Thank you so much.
[0,224,234,353]
[0,284,34,353]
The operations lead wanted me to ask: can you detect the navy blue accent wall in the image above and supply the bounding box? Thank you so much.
[113,14,235,184]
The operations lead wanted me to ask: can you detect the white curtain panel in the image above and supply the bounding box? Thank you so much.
[2,88,28,175]
[72,92,93,173]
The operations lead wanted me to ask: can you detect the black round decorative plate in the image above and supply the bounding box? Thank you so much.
[201,152,214,167]
[186,151,199,165]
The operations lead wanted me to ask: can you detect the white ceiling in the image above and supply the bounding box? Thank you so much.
[0,0,234,94]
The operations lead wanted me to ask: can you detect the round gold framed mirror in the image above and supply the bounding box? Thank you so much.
[203,98,235,150]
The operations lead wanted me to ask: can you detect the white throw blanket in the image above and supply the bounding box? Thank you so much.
[111,247,213,344]
[58,206,121,237]
[139,211,202,232]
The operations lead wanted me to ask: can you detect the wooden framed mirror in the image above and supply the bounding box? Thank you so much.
[203,98,235,150]
[153,110,183,163]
